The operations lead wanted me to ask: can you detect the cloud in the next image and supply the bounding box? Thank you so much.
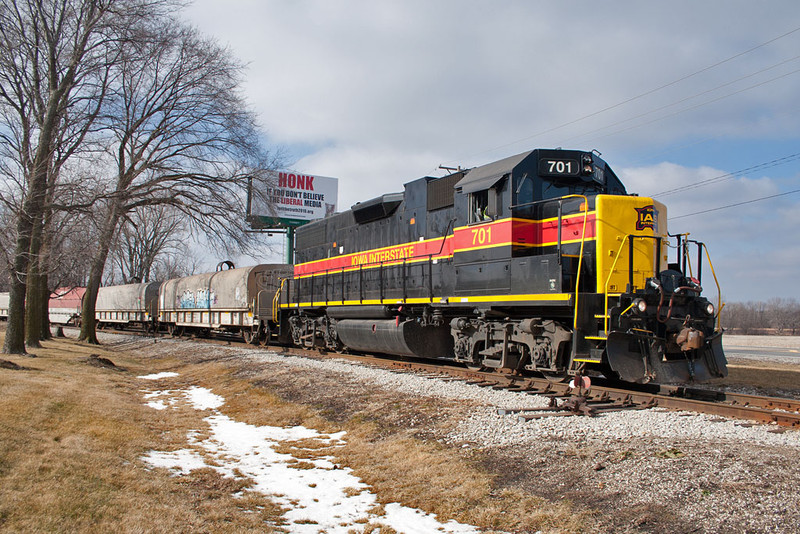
[183,1,800,301]
[187,0,800,162]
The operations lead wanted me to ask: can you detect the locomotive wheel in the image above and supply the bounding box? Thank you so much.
[542,371,568,383]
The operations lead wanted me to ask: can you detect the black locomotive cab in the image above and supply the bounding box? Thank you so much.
[279,148,727,385]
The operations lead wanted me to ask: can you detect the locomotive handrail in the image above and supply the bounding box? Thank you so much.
[668,233,724,329]
[272,278,289,322]
[701,243,724,330]
[600,233,662,336]
[559,194,589,342]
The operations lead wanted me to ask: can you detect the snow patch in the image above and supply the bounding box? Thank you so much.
[140,385,480,533]
[138,371,180,380]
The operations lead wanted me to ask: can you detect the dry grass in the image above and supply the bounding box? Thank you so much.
[337,433,589,533]
[0,334,285,533]
[712,360,800,391]
[0,331,594,533]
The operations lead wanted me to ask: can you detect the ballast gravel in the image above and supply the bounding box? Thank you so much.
[85,331,800,533]
[236,346,799,450]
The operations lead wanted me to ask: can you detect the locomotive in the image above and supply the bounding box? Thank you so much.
[276,148,727,384]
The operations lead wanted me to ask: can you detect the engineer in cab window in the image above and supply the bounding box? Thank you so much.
[471,190,489,222]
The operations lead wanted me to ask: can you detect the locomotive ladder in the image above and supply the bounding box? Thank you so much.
[558,195,595,365]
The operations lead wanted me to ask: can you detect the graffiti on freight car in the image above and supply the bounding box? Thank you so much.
[179,288,217,308]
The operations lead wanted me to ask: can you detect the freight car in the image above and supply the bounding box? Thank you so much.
[96,282,160,332]
[49,287,85,326]
[0,289,83,325]
[158,262,292,341]
[0,292,8,320]
[275,148,727,384]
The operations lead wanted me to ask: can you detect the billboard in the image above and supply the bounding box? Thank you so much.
[249,170,338,227]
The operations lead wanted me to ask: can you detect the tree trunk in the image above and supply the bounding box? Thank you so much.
[3,213,33,355]
[24,216,44,348]
[39,271,53,341]
[23,161,51,348]
[79,266,101,345]
[79,206,121,344]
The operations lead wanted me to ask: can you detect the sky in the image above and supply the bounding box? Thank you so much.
[182,1,800,302]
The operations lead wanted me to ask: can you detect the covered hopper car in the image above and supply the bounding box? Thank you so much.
[96,282,160,332]
[158,262,292,341]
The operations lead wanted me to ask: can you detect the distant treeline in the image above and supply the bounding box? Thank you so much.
[723,298,800,335]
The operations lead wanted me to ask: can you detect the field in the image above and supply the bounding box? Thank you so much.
[1,330,799,533]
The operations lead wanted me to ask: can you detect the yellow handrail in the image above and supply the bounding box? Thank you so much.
[601,234,633,336]
[272,278,289,322]
[560,194,589,333]
[702,244,724,330]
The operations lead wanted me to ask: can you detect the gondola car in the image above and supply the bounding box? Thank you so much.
[276,148,727,384]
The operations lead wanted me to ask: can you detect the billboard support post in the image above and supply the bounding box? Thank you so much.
[287,226,295,264]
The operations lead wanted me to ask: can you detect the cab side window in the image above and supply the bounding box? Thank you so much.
[470,190,489,223]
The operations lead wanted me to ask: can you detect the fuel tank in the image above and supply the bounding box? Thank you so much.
[335,319,453,359]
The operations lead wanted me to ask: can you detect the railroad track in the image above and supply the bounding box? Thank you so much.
[87,326,800,428]
[296,352,800,429]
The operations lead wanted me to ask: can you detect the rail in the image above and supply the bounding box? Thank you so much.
[333,353,800,427]
[87,325,800,427]
[272,278,289,322]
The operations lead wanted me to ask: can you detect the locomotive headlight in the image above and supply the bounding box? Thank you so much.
[705,302,715,316]
[633,298,647,314]
[581,153,593,175]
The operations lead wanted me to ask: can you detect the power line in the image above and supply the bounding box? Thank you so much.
[557,58,800,147]
[669,188,800,220]
[652,151,800,197]
[439,25,800,167]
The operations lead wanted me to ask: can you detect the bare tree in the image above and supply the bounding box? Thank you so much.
[77,20,276,344]
[766,297,800,335]
[0,0,173,354]
[149,247,200,281]
[107,204,186,283]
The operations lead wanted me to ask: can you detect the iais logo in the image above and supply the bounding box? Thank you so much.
[634,204,658,231]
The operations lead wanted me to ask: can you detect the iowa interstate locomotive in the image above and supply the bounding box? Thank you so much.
[276,148,727,384]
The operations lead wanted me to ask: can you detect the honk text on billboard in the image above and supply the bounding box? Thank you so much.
[250,170,339,223]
